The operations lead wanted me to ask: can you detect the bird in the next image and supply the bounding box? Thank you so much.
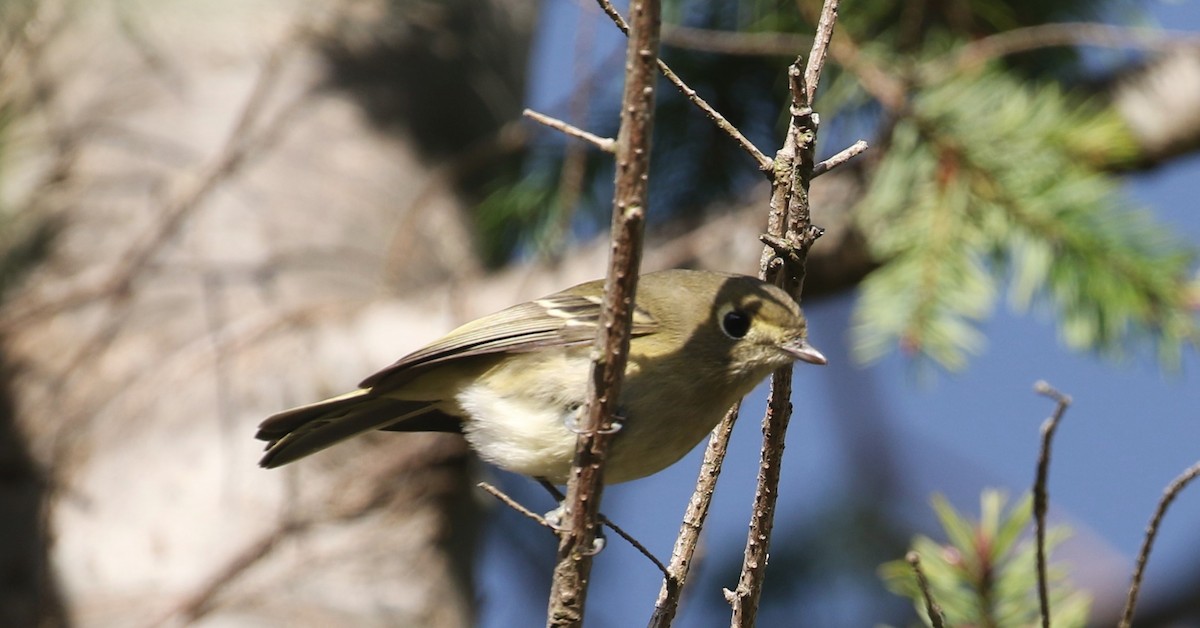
[256,269,825,484]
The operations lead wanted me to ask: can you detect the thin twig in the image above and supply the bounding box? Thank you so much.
[534,480,670,580]
[524,108,616,152]
[813,139,869,177]
[906,552,946,628]
[546,0,659,624]
[644,1,849,622]
[1119,460,1200,628]
[594,0,772,171]
[648,403,740,627]
[478,482,556,529]
[600,515,670,581]
[802,0,840,105]
[1032,380,1072,628]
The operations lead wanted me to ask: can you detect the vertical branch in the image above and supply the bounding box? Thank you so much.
[545,0,660,626]
[728,1,839,625]
[1032,381,1072,628]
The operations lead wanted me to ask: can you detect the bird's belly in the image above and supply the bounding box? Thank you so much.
[454,352,588,483]
[454,364,740,484]
[457,381,581,482]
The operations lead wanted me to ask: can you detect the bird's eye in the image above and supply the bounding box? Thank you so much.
[721,309,751,339]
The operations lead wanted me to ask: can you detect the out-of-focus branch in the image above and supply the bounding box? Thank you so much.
[906,552,947,628]
[1032,381,1073,628]
[661,24,811,57]
[596,0,771,170]
[946,22,1200,74]
[1119,460,1200,628]
[0,39,299,331]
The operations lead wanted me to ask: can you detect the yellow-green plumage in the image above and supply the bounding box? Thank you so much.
[257,269,825,483]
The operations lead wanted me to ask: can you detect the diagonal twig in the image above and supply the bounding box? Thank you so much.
[536,481,670,581]
[813,139,868,177]
[907,551,947,628]
[479,481,556,529]
[648,403,740,627]
[524,108,616,152]
[1119,460,1200,628]
[594,0,771,171]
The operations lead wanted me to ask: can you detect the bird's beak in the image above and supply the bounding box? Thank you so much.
[783,338,827,365]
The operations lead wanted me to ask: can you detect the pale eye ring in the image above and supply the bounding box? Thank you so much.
[719,306,752,339]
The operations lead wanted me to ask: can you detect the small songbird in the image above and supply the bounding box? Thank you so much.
[256,269,825,484]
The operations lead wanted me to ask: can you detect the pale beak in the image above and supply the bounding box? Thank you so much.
[783,339,827,365]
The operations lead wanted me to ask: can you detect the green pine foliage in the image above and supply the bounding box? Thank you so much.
[852,69,1197,369]
[473,166,587,267]
[880,491,1092,627]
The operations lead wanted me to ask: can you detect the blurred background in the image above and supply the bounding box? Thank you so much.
[0,0,1197,626]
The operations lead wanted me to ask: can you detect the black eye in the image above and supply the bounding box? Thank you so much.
[721,310,751,339]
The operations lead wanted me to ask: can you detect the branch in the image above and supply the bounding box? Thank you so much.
[729,2,840,625]
[946,22,1200,74]
[478,482,556,530]
[813,139,868,177]
[538,481,670,582]
[523,108,616,153]
[1032,380,1072,628]
[1119,459,1200,628]
[906,552,947,628]
[595,0,771,171]
[802,2,839,106]
[649,2,860,622]
[545,0,659,625]
[661,24,811,57]
[648,403,740,627]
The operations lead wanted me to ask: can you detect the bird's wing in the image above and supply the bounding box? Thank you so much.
[359,293,659,389]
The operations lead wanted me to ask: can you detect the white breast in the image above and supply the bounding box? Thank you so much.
[455,351,588,482]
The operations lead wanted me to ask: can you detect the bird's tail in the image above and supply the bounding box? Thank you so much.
[256,390,435,468]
